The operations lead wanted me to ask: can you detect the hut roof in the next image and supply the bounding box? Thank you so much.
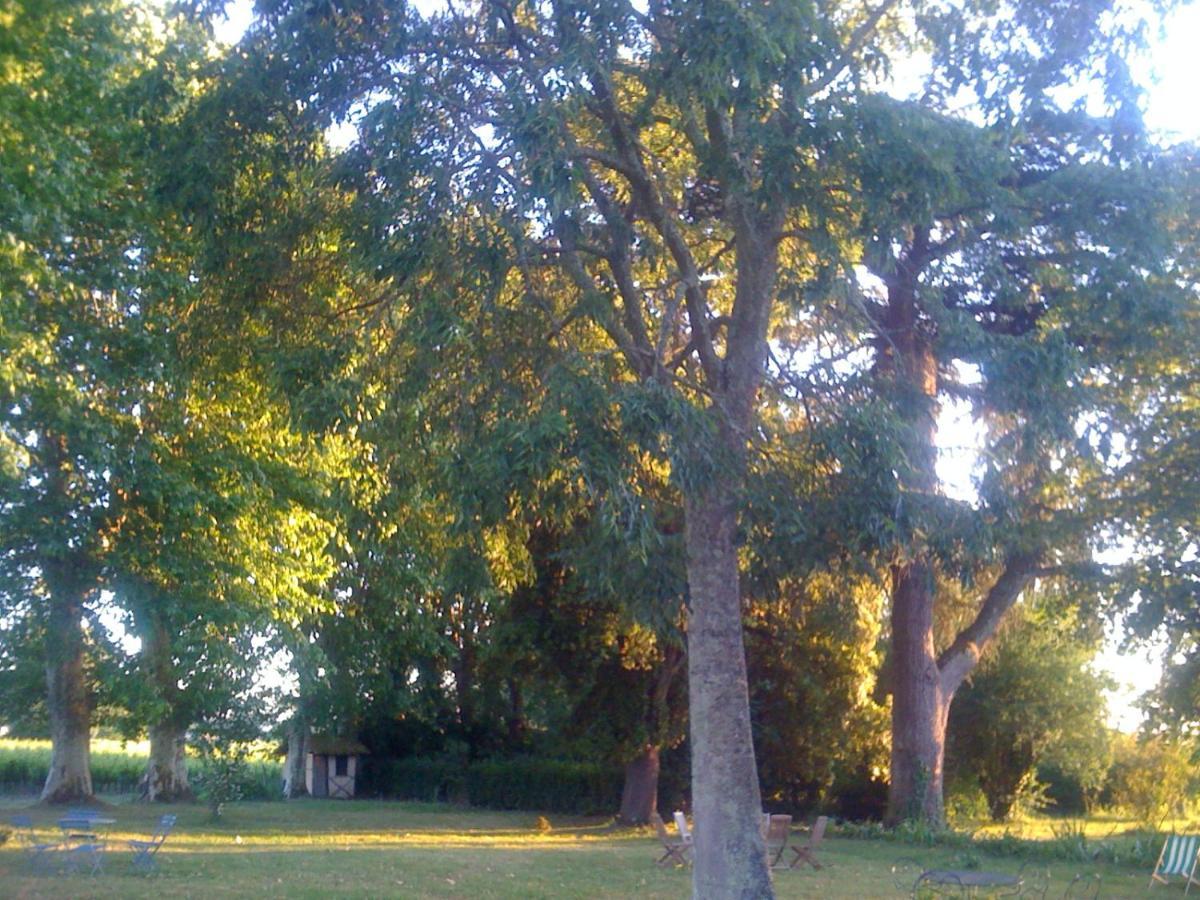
[308,735,369,755]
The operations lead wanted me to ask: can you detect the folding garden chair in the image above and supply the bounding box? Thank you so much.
[651,812,691,866]
[787,815,828,870]
[1150,833,1200,894]
[762,814,793,869]
[129,814,177,874]
[9,815,59,873]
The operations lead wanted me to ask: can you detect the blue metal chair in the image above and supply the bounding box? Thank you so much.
[129,814,177,874]
[9,815,59,873]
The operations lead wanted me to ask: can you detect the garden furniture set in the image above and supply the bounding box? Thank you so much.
[10,809,176,876]
[653,811,828,871]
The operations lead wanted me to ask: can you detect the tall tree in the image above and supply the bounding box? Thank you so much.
[241,1,913,889]
[0,0,169,802]
[107,366,342,800]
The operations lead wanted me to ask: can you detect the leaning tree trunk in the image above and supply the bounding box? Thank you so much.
[41,574,94,804]
[619,744,661,825]
[684,481,772,899]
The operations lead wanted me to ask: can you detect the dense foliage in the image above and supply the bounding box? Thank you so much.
[1,5,1197,896]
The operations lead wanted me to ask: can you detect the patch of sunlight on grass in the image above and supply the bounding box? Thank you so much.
[971,809,1200,840]
[0,800,1170,899]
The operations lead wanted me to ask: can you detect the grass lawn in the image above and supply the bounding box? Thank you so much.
[0,798,1176,898]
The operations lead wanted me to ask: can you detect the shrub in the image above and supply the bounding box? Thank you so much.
[1107,735,1198,828]
[194,748,249,821]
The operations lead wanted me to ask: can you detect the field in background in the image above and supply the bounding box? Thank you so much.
[0,738,282,798]
[0,799,1167,899]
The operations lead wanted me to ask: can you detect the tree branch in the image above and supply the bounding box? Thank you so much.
[807,0,902,97]
[937,552,1041,695]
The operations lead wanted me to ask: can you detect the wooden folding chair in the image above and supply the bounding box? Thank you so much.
[763,814,793,868]
[788,815,828,870]
[651,812,691,866]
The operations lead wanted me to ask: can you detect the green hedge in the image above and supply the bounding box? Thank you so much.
[366,756,623,815]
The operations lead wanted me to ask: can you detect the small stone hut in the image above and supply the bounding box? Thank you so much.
[305,735,369,798]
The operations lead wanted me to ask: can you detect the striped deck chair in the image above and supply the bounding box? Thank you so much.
[1150,833,1200,894]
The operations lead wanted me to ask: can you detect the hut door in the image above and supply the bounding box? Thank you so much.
[312,754,328,797]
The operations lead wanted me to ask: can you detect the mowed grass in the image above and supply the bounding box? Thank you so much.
[0,798,1170,898]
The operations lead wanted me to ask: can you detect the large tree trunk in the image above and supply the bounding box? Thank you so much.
[887,560,948,825]
[877,237,1043,825]
[283,718,310,798]
[41,574,94,804]
[684,483,772,899]
[143,723,192,802]
[619,744,661,825]
[879,250,947,825]
[135,593,193,802]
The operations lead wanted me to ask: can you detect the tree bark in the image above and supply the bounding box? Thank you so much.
[619,744,661,825]
[879,245,949,825]
[684,482,772,899]
[143,722,192,802]
[132,591,194,802]
[886,560,948,825]
[283,718,310,798]
[40,573,94,804]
